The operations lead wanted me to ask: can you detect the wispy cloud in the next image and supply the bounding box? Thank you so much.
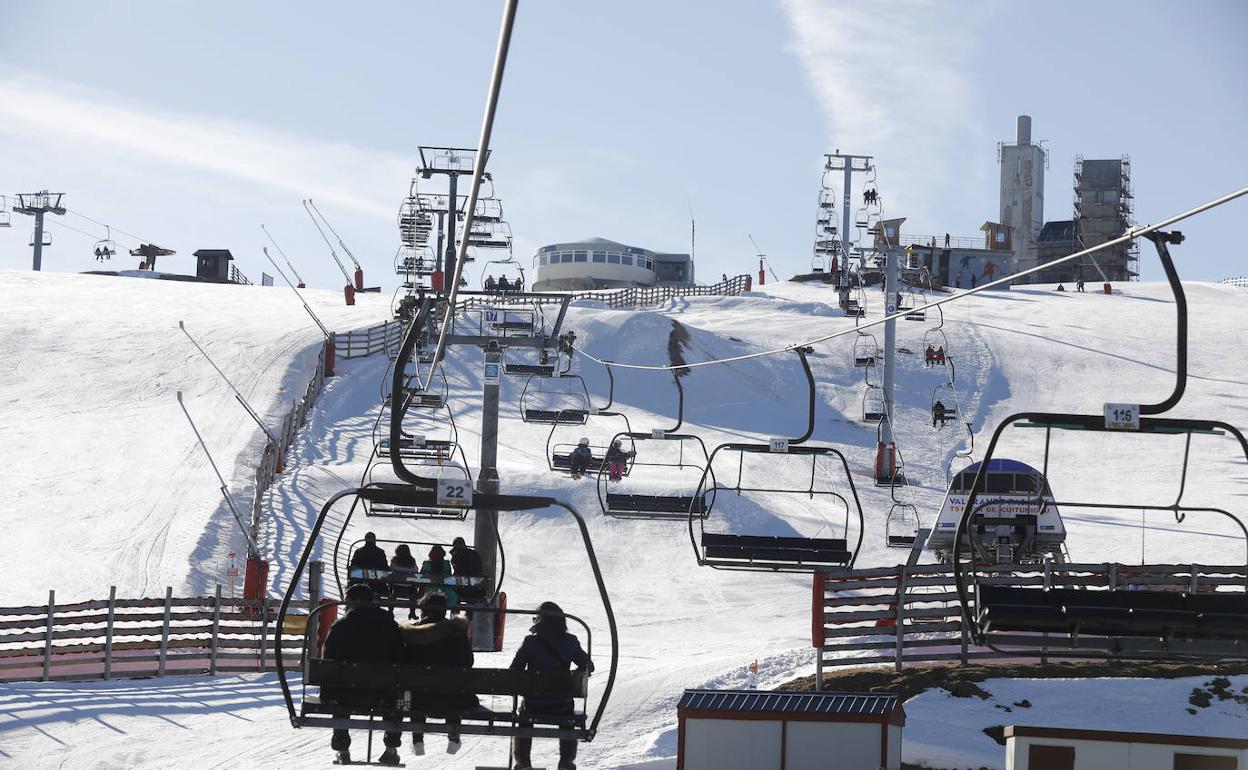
[778,0,990,228]
[0,70,408,220]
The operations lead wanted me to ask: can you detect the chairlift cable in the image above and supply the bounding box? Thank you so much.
[569,186,1248,371]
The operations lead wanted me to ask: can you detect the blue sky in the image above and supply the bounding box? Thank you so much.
[1,0,1245,288]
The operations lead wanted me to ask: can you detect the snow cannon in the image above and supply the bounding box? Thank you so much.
[1103,282,1112,294]
[354,267,364,291]
[343,282,355,306]
[431,270,445,292]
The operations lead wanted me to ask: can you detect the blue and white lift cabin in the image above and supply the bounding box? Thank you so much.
[927,459,1067,564]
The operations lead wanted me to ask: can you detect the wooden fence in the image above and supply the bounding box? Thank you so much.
[251,343,328,531]
[813,562,1247,686]
[0,588,314,684]
[336,321,403,359]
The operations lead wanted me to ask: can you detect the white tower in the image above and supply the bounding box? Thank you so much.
[998,115,1046,274]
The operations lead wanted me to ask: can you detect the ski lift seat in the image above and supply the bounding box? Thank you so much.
[887,534,917,547]
[365,504,469,520]
[905,310,926,321]
[604,493,706,517]
[552,453,608,473]
[976,585,1248,641]
[505,364,555,376]
[377,438,453,461]
[524,408,589,425]
[303,659,588,737]
[700,533,850,569]
[491,320,534,332]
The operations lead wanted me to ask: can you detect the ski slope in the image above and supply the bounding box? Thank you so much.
[1,270,1246,769]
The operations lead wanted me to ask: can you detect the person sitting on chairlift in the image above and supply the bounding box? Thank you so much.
[605,440,635,482]
[449,537,483,578]
[932,400,947,428]
[323,583,406,766]
[924,345,936,367]
[400,591,476,758]
[351,532,388,571]
[510,601,593,770]
[569,438,594,479]
[389,544,419,619]
[514,276,524,293]
[484,274,496,292]
[497,276,511,293]
[421,545,450,578]
[935,346,945,365]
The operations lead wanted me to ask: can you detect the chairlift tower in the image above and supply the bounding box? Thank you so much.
[14,191,66,271]
[417,147,491,294]
[822,153,873,301]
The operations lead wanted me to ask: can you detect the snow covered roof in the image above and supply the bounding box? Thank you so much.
[678,690,904,723]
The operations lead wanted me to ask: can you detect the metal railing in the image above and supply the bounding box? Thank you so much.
[0,588,313,683]
[895,234,992,251]
[813,562,1246,685]
[1219,276,1248,288]
[229,264,252,286]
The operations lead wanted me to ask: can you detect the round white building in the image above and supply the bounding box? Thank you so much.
[530,237,694,291]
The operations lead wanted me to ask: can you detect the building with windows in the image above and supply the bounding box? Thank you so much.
[531,237,694,291]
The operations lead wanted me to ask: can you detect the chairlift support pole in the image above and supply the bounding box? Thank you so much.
[474,342,502,648]
[877,246,899,481]
[822,154,872,302]
[13,191,66,271]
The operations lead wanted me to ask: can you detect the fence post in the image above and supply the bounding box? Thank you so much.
[210,584,222,676]
[158,586,173,676]
[103,586,116,680]
[1041,562,1051,665]
[894,567,907,673]
[41,589,55,682]
[304,561,323,679]
[259,594,270,672]
[1190,564,1199,593]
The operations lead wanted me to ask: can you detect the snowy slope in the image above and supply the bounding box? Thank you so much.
[0,270,390,602]
[1,271,1247,769]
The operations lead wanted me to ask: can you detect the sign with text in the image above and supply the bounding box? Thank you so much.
[1104,403,1140,431]
[437,479,472,507]
[769,437,789,453]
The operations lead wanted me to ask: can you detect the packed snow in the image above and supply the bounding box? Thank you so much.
[1,268,1246,768]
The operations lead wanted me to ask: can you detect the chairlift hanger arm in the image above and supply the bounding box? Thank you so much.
[389,301,438,488]
[1141,231,1186,416]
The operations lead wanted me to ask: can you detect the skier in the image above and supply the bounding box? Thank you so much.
[510,602,594,770]
[569,438,594,479]
[401,592,475,757]
[323,583,405,766]
[1076,278,1086,293]
[605,440,634,482]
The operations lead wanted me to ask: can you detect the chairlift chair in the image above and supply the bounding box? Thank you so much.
[0,195,10,227]
[852,334,879,368]
[811,253,827,274]
[334,537,489,617]
[545,367,636,475]
[862,384,887,423]
[931,382,959,428]
[953,229,1248,661]
[886,502,920,549]
[596,430,712,519]
[689,348,864,572]
[904,287,926,321]
[275,484,619,744]
[29,229,51,247]
[519,374,591,425]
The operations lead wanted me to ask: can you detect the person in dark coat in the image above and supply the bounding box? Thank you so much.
[390,544,419,619]
[350,532,388,571]
[568,438,594,479]
[420,544,450,577]
[932,400,947,428]
[322,583,405,766]
[400,592,476,757]
[510,601,593,770]
[449,537,483,577]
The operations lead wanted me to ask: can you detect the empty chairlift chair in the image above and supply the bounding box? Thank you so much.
[953,228,1248,661]
[885,502,920,549]
[520,374,591,425]
[853,333,879,368]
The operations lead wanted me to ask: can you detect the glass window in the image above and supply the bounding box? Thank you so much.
[539,255,547,266]
[607,253,621,264]
[622,255,633,266]
[574,251,588,262]
[592,251,607,262]
[995,231,1006,243]
[885,226,896,237]
[556,253,569,263]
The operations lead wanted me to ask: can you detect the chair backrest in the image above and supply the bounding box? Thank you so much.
[309,659,588,699]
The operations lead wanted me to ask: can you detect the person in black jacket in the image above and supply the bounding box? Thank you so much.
[322,583,405,766]
[350,532,388,571]
[510,601,593,770]
[400,592,476,757]
[449,537,484,577]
